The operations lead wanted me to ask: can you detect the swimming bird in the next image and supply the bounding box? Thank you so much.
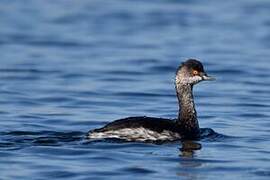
[88,59,215,142]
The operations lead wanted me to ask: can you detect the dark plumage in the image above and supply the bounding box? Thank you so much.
[92,117,179,134]
[182,59,205,72]
[88,59,215,142]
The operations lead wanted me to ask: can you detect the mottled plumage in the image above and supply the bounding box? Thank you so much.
[88,59,214,142]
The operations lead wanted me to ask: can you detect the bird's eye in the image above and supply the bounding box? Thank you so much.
[192,70,199,76]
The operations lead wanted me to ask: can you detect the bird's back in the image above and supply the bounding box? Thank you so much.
[88,116,181,142]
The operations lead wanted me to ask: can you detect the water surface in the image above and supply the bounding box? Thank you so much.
[0,0,270,179]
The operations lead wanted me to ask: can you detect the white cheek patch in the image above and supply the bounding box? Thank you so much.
[88,128,181,142]
[176,75,202,85]
[189,76,203,84]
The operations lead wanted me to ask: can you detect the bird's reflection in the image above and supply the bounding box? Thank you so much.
[179,140,202,158]
[176,141,202,179]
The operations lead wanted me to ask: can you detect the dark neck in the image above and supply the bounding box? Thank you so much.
[176,83,200,138]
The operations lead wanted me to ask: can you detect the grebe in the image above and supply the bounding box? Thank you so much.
[88,59,215,142]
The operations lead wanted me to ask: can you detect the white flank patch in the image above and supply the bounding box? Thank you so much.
[88,128,181,142]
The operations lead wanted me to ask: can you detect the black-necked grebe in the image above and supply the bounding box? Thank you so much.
[88,59,215,142]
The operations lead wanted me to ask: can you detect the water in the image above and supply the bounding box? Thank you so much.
[0,0,270,179]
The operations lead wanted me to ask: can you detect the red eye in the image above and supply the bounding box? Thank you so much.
[192,70,199,76]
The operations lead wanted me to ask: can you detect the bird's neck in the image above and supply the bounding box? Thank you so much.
[176,83,200,138]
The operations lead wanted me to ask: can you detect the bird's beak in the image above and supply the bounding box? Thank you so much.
[201,73,215,81]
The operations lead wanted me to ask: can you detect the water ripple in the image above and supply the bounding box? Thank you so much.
[1,0,270,179]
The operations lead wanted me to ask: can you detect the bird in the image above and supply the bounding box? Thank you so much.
[88,59,215,142]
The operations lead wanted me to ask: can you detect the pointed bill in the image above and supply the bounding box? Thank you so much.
[202,75,216,81]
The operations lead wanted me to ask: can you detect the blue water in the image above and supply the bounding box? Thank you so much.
[0,0,270,179]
